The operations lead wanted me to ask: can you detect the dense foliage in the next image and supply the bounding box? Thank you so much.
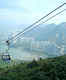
[0,55,66,80]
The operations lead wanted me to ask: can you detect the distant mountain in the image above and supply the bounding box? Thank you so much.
[0,22,66,41]
[24,22,66,41]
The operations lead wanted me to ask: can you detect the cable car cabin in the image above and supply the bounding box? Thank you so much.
[2,54,11,62]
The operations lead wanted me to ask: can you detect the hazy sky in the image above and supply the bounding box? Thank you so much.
[0,0,66,27]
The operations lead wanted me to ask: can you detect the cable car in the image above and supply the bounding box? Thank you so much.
[1,47,11,62]
[1,39,11,62]
[2,54,11,62]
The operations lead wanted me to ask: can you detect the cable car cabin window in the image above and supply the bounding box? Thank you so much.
[2,55,11,61]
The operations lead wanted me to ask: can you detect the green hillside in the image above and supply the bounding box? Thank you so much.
[0,55,66,80]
